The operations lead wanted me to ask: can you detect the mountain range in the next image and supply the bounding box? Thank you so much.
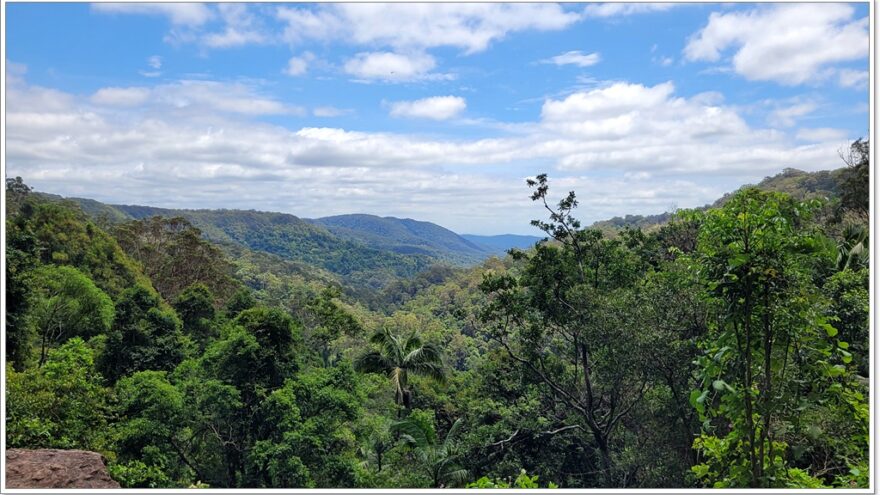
[37,193,543,289]
[33,167,842,290]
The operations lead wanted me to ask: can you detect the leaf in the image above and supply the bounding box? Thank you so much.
[838,341,849,349]
[820,322,838,337]
[712,379,734,393]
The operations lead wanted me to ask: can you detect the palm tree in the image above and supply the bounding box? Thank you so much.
[354,327,445,415]
[836,223,869,271]
[395,416,469,488]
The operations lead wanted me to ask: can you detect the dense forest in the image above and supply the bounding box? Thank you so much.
[4,139,870,489]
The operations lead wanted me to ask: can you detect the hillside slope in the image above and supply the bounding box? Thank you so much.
[310,214,489,264]
[591,167,845,233]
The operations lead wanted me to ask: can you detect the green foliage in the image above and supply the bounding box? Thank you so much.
[355,327,446,412]
[5,160,869,489]
[110,206,438,290]
[5,214,38,370]
[99,285,186,382]
[6,339,111,452]
[467,469,558,488]
[303,286,363,366]
[691,188,867,488]
[113,216,239,303]
[15,198,150,298]
[823,268,869,375]
[838,138,869,217]
[246,364,363,488]
[174,283,217,347]
[29,265,114,365]
[109,460,175,488]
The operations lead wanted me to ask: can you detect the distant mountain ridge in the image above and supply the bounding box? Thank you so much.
[32,167,843,286]
[34,194,539,288]
[309,214,495,265]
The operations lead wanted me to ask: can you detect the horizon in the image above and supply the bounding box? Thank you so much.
[4,2,869,234]
[21,162,842,237]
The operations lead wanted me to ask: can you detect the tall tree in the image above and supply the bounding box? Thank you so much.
[29,265,114,366]
[691,188,864,487]
[837,138,869,218]
[479,174,648,486]
[355,327,445,416]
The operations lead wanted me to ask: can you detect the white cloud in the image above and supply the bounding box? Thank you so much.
[389,96,466,120]
[201,4,267,48]
[584,3,676,18]
[5,75,856,234]
[685,4,868,85]
[344,52,448,82]
[796,128,849,143]
[542,51,601,68]
[91,87,152,107]
[313,107,351,118]
[91,3,212,26]
[147,55,162,69]
[278,3,582,54]
[838,69,868,89]
[88,80,301,116]
[284,52,315,77]
[767,101,817,128]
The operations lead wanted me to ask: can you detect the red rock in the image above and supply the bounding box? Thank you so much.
[5,448,121,489]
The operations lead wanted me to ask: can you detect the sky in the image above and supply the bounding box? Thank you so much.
[4,2,870,235]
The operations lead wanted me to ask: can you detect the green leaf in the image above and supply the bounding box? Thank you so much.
[838,341,849,349]
[820,322,838,337]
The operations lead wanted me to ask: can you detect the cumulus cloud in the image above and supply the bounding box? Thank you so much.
[278,3,582,54]
[343,52,450,82]
[389,96,467,120]
[685,4,868,85]
[5,74,853,233]
[91,3,212,26]
[542,51,601,68]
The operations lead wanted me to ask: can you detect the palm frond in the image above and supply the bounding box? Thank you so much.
[407,360,447,384]
[440,467,469,488]
[354,351,392,375]
[404,341,442,364]
[392,420,430,448]
[443,417,465,451]
[403,330,424,353]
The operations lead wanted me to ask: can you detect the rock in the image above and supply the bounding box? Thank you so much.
[5,449,121,489]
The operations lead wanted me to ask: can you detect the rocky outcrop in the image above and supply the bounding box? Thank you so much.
[6,449,121,489]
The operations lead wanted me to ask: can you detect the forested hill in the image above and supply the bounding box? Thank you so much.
[32,195,542,290]
[67,202,440,289]
[591,167,845,234]
[309,214,490,265]
[34,166,847,288]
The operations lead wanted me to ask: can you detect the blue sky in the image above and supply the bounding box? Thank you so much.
[5,2,870,234]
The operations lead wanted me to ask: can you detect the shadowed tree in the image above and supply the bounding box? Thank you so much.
[395,413,468,488]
